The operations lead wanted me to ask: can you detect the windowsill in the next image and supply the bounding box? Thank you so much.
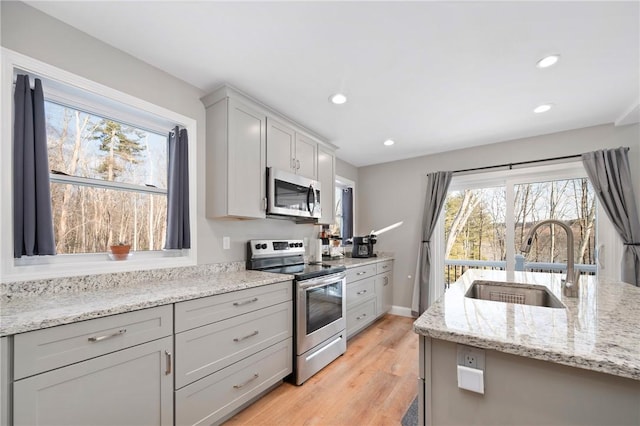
[6,250,195,282]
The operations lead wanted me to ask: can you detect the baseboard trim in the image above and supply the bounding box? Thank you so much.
[389,305,414,318]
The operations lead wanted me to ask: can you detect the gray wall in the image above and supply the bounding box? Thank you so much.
[359,124,640,309]
[1,1,320,266]
[336,158,358,184]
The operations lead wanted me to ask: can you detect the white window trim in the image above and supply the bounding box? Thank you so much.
[434,160,619,292]
[1,48,198,282]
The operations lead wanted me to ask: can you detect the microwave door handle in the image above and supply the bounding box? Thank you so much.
[306,185,313,214]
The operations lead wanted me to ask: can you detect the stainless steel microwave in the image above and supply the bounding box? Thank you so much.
[267,167,321,219]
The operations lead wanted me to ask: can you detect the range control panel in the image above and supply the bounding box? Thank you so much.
[248,239,305,258]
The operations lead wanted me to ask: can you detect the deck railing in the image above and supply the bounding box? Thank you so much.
[444,255,597,288]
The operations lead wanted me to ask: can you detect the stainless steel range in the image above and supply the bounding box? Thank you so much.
[247,239,347,385]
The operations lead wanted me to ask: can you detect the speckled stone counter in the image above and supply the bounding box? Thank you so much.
[0,267,293,336]
[413,269,640,381]
[322,253,393,268]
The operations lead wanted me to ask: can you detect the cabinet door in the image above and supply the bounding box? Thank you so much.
[294,133,318,179]
[266,118,295,173]
[227,98,267,218]
[13,336,173,426]
[317,146,335,225]
[375,271,393,316]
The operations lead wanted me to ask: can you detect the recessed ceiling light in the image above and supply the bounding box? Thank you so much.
[329,93,347,105]
[533,104,553,113]
[383,139,395,146]
[536,54,560,68]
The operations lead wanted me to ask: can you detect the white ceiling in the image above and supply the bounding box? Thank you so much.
[25,1,640,167]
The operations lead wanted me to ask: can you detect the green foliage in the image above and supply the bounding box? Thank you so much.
[92,120,145,180]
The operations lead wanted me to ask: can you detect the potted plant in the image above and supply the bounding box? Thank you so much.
[109,242,131,260]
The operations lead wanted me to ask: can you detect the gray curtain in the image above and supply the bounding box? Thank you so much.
[342,187,353,241]
[164,127,191,249]
[582,147,640,286]
[13,74,56,258]
[412,171,452,316]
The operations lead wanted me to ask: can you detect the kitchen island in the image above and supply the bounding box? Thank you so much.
[414,269,640,426]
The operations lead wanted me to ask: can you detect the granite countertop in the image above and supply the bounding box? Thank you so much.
[0,270,293,337]
[323,253,394,268]
[413,269,640,381]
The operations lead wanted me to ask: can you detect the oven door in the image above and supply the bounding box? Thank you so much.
[268,167,321,219]
[296,272,346,355]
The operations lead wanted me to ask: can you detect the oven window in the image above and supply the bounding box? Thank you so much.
[306,282,343,334]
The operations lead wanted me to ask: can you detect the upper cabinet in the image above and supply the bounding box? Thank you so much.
[317,145,335,225]
[203,88,267,219]
[266,118,317,180]
[203,85,336,220]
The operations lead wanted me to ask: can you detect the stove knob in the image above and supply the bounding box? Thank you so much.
[298,243,303,248]
[261,243,268,250]
[289,243,294,248]
[254,243,261,250]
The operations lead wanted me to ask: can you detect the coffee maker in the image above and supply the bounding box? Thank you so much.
[352,235,377,258]
[351,221,404,258]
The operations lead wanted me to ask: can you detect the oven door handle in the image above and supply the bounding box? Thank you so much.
[298,272,346,290]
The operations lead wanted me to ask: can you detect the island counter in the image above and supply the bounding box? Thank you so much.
[413,269,640,426]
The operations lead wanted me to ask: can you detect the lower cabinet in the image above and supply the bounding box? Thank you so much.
[346,259,394,339]
[13,336,173,426]
[174,281,293,426]
[175,338,292,426]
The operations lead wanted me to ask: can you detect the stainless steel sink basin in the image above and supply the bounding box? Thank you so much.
[464,280,565,309]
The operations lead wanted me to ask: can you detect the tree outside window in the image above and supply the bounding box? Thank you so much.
[45,101,167,254]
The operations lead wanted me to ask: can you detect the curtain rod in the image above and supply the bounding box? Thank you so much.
[453,147,631,174]
[452,153,586,174]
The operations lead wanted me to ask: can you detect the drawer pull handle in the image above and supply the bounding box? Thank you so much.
[233,330,259,342]
[165,351,172,375]
[357,289,368,295]
[356,313,368,320]
[384,277,389,285]
[233,297,258,307]
[382,265,388,269]
[233,373,259,389]
[88,329,127,342]
[356,271,367,276]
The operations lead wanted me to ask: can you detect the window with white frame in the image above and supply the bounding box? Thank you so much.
[45,100,168,254]
[436,162,608,291]
[1,50,196,281]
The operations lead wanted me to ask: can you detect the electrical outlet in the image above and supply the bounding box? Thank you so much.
[457,344,485,371]
[464,353,477,368]
[223,236,230,250]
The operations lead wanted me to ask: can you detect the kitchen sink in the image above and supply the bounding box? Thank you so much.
[465,280,565,309]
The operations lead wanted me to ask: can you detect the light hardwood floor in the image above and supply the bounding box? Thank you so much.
[224,314,418,426]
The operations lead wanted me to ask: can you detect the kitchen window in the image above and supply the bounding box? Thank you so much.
[46,100,168,254]
[1,49,197,281]
[433,161,619,299]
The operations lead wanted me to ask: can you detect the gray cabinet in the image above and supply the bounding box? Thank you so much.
[346,260,394,339]
[317,145,335,225]
[12,306,173,426]
[174,281,293,425]
[266,118,317,180]
[203,87,267,219]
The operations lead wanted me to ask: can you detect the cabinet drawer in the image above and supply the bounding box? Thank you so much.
[14,305,172,380]
[175,338,292,426]
[175,281,292,333]
[347,298,376,339]
[376,260,393,274]
[175,301,292,389]
[345,264,377,283]
[346,277,376,308]
[13,336,173,426]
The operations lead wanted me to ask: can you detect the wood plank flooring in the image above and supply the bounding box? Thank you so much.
[224,314,418,426]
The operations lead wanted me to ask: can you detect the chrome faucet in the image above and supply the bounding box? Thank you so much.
[520,219,579,297]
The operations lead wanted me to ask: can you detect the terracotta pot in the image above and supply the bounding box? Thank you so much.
[109,244,131,260]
